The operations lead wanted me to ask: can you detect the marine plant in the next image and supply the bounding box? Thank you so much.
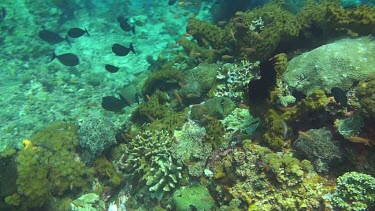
[172,185,215,210]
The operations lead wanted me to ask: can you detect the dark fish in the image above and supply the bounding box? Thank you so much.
[168,0,177,5]
[50,52,79,66]
[38,30,71,45]
[67,27,90,38]
[0,7,6,21]
[105,64,120,73]
[112,43,136,56]
[331,87,348,107]
[101,95,127,112]
[34,143,56,153]
[117,16,135,34]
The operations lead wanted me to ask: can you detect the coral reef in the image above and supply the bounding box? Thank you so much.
[210,140,329,210]
[282,37,375,95]
[180,63,219,101]
[356,78,375,119]
[221,108,260,135]
[70,193,106,211]
[293,128,342,173]
[326,4,375,35]
[142,68,185,96]
[116,129,182,199]
[325,172,375,210]
[190,97,236,122]
[78,117,118,165]
[172,185,215,211]
[335,115,364,139]
[172,121,212,177]
[15,121,94,210]
[215,60,260,102]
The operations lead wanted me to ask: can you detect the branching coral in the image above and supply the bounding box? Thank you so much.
[215,60,260,102]
[116,129,182,197]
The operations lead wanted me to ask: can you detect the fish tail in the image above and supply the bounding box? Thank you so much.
[85,28,90,36]
[50,51,57,63]
[131,25,135,34]
[129,43,136,54]
[65,35,71,46]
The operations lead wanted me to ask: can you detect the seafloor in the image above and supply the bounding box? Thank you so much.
[1,0,375,211]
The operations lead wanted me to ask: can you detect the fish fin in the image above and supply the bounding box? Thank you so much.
[129,43,136,54]
[50,51,57,63]
[85,28,90,36]
[118,94,129,106]
[131,25,135,34]
[65,35,71,46]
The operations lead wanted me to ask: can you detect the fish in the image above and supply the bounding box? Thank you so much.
[117,16,135,34]
[105,64,120,73]
[67,27,90,38]
[112,43,136,56]
[34,143,56,153]
[50,52,79,66]
[168,0,177,5]
[101,95,127,112]
[331,87,348,107]
[39,29,71,45]
[0,7,6,21]
[280,119,288,140]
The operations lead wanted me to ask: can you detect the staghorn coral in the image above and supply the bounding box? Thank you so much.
[116,129,182,198]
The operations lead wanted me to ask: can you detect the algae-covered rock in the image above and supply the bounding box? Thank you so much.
[293,128,342,173]
[283,37,375,95]
[356,79,375,119]
[172,185,215,211]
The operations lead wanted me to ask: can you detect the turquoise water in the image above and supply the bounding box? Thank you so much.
[1,0,375,210]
